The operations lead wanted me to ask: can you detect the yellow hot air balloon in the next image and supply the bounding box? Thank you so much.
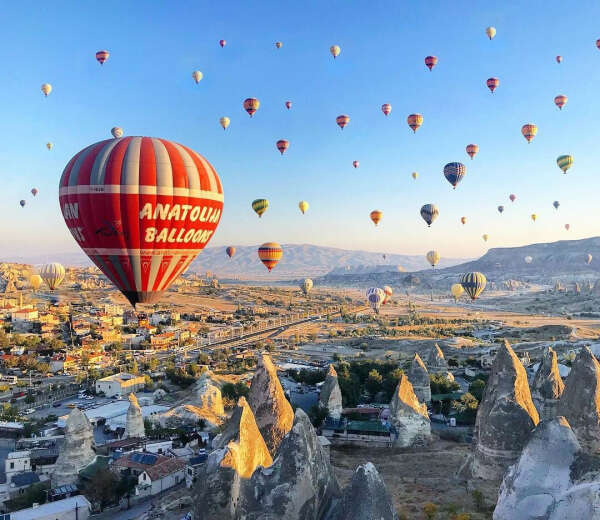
[482,234,489,242]
[330,45,341,59]
[461,272,487,300]
[29,274,42,291]
[298,201,309,214]
[40,262,65,290]
[252,199,269,218]
[451,283,464,302]
[192,70,203,84]
[557,155,573,174]
[407,113,423,133]
[521,123,537,143]
[300,278,313,295]
[426,250,440,268]
[46,142,53,150]
[370,210,383,226]
[486,26,497,40]
[41,83,52,97]
[412,172,418,180]
[219,117,230,130]
[531,214,537,222]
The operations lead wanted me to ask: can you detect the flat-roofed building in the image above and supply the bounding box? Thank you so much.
[95,373,145,397]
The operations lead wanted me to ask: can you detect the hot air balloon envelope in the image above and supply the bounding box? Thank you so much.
[258,242,283,271]
[461,272,487,299]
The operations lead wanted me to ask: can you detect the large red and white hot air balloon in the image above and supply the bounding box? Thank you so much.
[59,137,224,307]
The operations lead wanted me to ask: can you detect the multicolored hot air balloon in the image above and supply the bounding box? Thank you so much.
[556,55,563,63]
[531,214,537,222]
[300,278,313,295]
[219,117,230,130]
[451,283,464,301]
[554,95,568,110]
[252,199,269,218]
[381,103,392,116]
[412,172,418,180]
[485,26,496,40]
[443,162,466,189]
[487,77,499,93]
[192,70,203,84]
[41,83,52,97]
[461,272,487,300]
[219,39,226,48]
[336,114,350,129]
[226,246,236,258]
[420,204,439,227]
[565,224,570,231]
[46,142,53,150]
[586,254,593,265]
[497,205,504,214]
[353,160,359,168]
[285,101,292,109]
[276,139,289,155]
[298,200,309,214]
[244,98,260,117]
[466,144,479,159]
[258,242,283,271]
[557,155,573,173]
[95,50,109,65]
[40,262,65,291]
[426,250,440,268]
[482,234,489,242]
[461,216,467,225]
[59,137,224,307]
[370,210,382,226]
[366,287,385,314]
[31,188,38,197]
[275,41,283,49]
[509,194,516,202]
[330,45,341,58]
[525,256,533,264]
[521,123,537,143]
[29,274,42,291]
[553,201,560,210]
[383,286,393,304]
[407,113,423,133]
[425,56,438,71]
[111,127,123,138]
[19,200,25,207]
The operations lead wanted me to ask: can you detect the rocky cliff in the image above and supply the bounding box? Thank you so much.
[407,353,431,403]
[319,365,343,420]
[389,374,430,447]
[426,343,449,372]
[125,393,145,438]
[531,347,564,420]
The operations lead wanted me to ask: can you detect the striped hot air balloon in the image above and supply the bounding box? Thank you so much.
[336,114,350,129]
[407,113,423,133]
[443,162,466,189]
[40,262,65,291]
[285,101,292,109]
[243,98,260,117]
[487,77,499,93]
[219,39,226,48]
[95,50,109,65]
[521,124,537,143]
[276,139,289,155]
[420,204,439,227]
[554,95,568,110]
[556,55,563,63]
[426,250,440,268]
[59,137,224,307]
[226,246,235,258]
[461,272,487,300]
[252,199,269,218]
[370,210,382,226]
[596,39,600,50]
[383,285,393,304]
[300,278,313,295]
[275,41,283,49]
[330,45,341,58]
[381,103,392,116]
[425,55,438,71]
[353,160,359,168]
[111,127,123,138]
[466,144,479,159]
[258,242,283,271]
[557,155,573,173]
[366,287,385,314]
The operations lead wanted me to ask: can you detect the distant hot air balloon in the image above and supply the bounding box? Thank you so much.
[46,142,53,150]
[336,114,350,129]
[524,256,533,264]
[298,200,309,214]
[509,194,516,202]
[487,77,499,93]
[40,262,65,290]
[565,224,570,231]
[521,123,537,143]
[443,162,466,189]
[420,204,439,227]
[425,55,438,71]
[41,83,52,97]
[461,216,467,225]
[276,139,289,155]
[29,274,42,291]
[226,246,236,258]
[19,200,25,207]
[244,98,260,117]
[59,137,224,307]
[381,103,392,116]
[412,172,418,180]
[556,55,563,63]
[466,144,479,159]
[258,242,283,271]
[275,41,283,49]
[330,45,341,59]
[407,113,423,132]
[554,95,568,110]
[597,39,600,50]
[451,283,464,302]
[557,155,573,173]
[461,272,487,300]
[219,117,230,130]
[426,250,440,268]
[219,39,226,48]
[486,26,496,40]
[370,210,383,226]
[95,50,109,65]
[353,160,359,168]
[366,287,385,314]
[285,101,292,109]
[383,285,393,304]
[553,200,560,210]
[252,199,269,218]
[531,214,537,222]
[497,205,504,214]
[482,234,489,242]
[192,70,203,84]
[586,254,593,265]
[111,127,123,138]
[300,278,313,295]
[31,188,38,197]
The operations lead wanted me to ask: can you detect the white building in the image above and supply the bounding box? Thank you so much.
[95,373,145,397]
[11,495,91,520]
[5,451,30,480]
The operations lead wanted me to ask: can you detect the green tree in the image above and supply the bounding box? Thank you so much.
[365,369,383,395]
[423,502,438,520]
[308,404,328,428]
[468,379,486,401]
[84,468,119,511]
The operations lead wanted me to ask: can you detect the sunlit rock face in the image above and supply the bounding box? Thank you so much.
[194,371,225,415]
[247,354,294,455]
[471,341,539,482]
[125,393,145,438]
[407,353,431,403]
[53,408,96,486]
[427,343,449,372]
[389,374,430,447]
[557,346,600,454]
[319,365,343,420]
[531,347,564,420]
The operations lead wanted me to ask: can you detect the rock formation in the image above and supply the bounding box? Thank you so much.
[407,353,430,403]
[471,341,539,482]
[531,347,564,420]
[427,343,448,372]
[389,374,430,447]
[248,354,294,454]
[494,417,600,520]
[53,408,96,486]
[557,346,600,453]
[331,462,398,520]
[124,393,145,438]
[319,364,343,420]
[193,371,224,413]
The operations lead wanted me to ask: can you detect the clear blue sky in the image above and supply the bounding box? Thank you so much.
[3,0,600,263]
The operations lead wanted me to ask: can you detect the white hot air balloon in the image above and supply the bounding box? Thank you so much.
[366,287,385,314]
[111,127,123,138]
[40,262,65,290]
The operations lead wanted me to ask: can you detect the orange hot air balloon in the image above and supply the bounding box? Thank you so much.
[425,55,438,71]
[521,123,538,143]
[219,39,226,48]
[353,160,359,168]
[276,139,289,155]
[381,103,392,116]
[556,55,562,63]
[554,94,568,110]
[487,77,499,93]
[226,246,235,258]
[95,50,109,65]
[243,98,260,117]
[466,144,479,159]
[370,210,383,226]
[285,101,292,109]
[258,242,283,271]
[461,216,467,225]
[275,41,283,49]
[407,113,423,133]
[336,114,350,130]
